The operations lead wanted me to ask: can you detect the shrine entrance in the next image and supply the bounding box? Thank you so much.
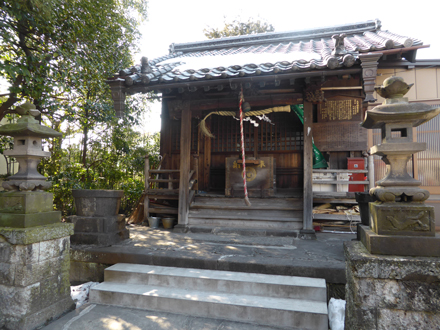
[207,110,304,196]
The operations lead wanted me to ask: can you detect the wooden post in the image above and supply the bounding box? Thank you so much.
[143,155,150,222]
[203,118,211,191]
[176,102,191,231]
[301,101,315,238]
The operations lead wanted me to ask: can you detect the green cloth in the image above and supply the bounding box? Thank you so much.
[291,105,328,169]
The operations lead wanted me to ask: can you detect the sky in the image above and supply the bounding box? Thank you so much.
[137,0,439,133]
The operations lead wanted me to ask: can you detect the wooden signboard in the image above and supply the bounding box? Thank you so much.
[318,96,362,122]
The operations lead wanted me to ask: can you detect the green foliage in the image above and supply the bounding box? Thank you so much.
[0,0,148,117]
[204,17,275,39]
[41,123,160,216]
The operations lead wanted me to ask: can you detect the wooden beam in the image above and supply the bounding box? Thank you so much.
[302,101,314,234]
[168,94,303,114]
[177,101,191,230]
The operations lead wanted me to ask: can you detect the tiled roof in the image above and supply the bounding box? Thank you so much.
[113,20,423,89]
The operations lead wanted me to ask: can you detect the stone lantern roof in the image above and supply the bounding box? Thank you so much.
[0,103,62,138]
[0,102,62,191]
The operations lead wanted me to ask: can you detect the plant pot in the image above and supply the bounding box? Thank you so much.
[148,216,161,229]
[162,217,175,229]
[72,189,124,217]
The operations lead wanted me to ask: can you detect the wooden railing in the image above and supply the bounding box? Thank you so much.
[313,169,371,186]
[143,155,196,220]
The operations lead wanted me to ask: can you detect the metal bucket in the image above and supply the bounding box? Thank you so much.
[147,217,161,229]
[162,217,175,229]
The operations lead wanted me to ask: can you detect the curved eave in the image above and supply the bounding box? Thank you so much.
[119,67,363,94]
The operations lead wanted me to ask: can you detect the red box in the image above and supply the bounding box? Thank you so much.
[348,158,365,192]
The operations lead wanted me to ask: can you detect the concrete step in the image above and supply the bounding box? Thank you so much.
[90,282,328,329]
[102,264,326,301]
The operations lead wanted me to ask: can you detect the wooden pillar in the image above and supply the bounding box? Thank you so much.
[143,155,150,221]
[301,101,315,238]
[176,101,191,230]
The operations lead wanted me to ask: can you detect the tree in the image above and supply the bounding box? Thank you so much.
[204,17,275,39]
[0,0,148,119]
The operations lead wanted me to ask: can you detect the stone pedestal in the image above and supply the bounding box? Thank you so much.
[344,241,440,330]
[67,214,128,245]
[0,223,75,330]
[67,190,129,245]
[0,192,61,228]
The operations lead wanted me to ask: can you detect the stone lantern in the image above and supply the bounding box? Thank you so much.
[0,102,74,329]
[359,76,440,256]
[0,102,61,192]
[344,77,440,329]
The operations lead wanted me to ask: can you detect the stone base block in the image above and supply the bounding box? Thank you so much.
[0,191,62,228]
[0,191,55,214]
[67,215,129,245]
[370,202,435,236]
[360,225,440,257]
[0,223,75,330]
[344,240,440,330]
[0,211,61,228]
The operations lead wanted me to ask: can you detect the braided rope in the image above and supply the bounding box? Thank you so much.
[239,88,251,207]
[199,105,291,138]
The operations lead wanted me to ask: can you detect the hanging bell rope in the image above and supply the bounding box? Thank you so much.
[239,87,251,207]
[199,105,291,138]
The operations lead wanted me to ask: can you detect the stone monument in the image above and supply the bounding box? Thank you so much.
[0,103,74,330]
[345,77,440,329]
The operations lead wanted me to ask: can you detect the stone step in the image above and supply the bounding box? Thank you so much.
[102,264,326,302]
[90,282,328,329]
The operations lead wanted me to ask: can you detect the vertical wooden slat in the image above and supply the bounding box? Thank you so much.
[254,125,258,158]
[303,101,314,233]
[177,101,191,229]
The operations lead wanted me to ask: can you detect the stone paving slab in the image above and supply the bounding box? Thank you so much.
[40,303,302,330]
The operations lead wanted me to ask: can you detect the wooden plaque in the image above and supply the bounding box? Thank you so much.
[318,96,362,122]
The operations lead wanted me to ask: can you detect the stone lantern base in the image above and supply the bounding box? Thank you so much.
[344,241,440,329]
[359,201,440,257]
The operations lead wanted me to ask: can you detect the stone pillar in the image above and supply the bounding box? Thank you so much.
[344,241,440,329]
[0,192,75,330]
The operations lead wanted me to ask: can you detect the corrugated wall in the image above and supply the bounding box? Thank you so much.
[416,106,440,187]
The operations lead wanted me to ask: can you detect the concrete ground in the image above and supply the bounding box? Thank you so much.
[42,226,355,329]
[70,225,355,285]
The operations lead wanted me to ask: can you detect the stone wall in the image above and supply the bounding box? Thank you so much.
[0,223,74,330]
[344,241,440,329]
